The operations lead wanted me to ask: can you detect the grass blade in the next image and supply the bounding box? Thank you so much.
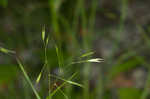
[0,47,15,54]
[54,84,69,99]
[36,72,42,84]
[50,74,84,88]
[46,72,77,99]
[59,89,69,99]
[80,51,94,58]
[36,64,46,84]
[87,58,104,63]
[70,58,104,65]
[16,58,41,99]
[55,45,63,74]
[42,25,46,42]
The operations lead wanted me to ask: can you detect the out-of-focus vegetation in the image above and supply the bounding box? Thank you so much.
[1,0,150,99]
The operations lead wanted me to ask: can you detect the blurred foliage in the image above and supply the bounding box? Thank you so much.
[0,0,8,7]
[118,88,141,99]
[0,64,18,84]
[0,0,150,99]
[109,57,142,80]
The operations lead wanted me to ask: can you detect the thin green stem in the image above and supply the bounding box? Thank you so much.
[16,58,41,99]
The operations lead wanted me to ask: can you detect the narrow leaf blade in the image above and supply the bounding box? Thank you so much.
[80,51,94,58]
[0,47,15,54]
[42,26,45,41]
[17,59,41,99]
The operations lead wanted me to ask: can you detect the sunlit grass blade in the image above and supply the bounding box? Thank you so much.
[38,26,50,83]
[80,51,94,58]
[70,58,104,65]
[37,26,50,89]
[36,72,42,84]
[46,72,77,99]
[87,58,104,63]
[16,58,41,99]
[36,64,46,84]
[42,25,46,42]
[50,74,84,88]
[0,47,15,54]
[66,80,83,88]
[46,35,50,46]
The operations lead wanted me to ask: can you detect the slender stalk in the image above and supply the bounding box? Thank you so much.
[16,58,41,99]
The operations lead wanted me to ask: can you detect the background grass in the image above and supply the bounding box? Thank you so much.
[0,0,150,99]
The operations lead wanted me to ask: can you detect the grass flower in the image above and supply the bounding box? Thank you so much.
[87,58,104,63]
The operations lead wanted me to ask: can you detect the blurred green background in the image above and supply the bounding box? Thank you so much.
[0,0,150,99]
